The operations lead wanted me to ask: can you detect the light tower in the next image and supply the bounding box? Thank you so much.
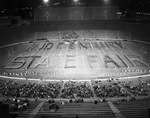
[104,0,109,3]
[74,0,79,2]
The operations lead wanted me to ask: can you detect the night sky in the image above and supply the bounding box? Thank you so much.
[0,0,150,12]
[0,0,126,8]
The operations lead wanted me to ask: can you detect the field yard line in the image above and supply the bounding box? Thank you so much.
[49,42,60,68]
[48,46,55,66]
[104,42,119,68]
[61,43,68,69]
[70,43,74,68]
[94,42,105,68]
[90,42,99,68]
[76,42,78,69]
[87,42,94,69]
[97,49,104,68]
[110,44,129,68]
[20,42,41,57]
[41,42,56,68]
[86,42,91,68]
[123,42,142,58]
[121,42,149,67]
[81,43,85,69]
[55,44,63,69]
[100,42,108,68]
[89,42,94,68]
[116,47,135,67]
[27,42,49,68]
[64,43,69,69]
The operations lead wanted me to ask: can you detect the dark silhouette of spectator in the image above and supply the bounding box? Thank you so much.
[75,115,79,118]
[23,98,30,106]
[148,107,150,118]
[94,100,98,104]
[48,98,55,104]
[42,116,48,118]
[69,98,73,103]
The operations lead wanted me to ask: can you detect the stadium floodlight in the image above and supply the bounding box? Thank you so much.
[104,0,109,6]
[73,0,79,7]
[104,0,109,2]
[73,0,79,3]
[43,0,49,3]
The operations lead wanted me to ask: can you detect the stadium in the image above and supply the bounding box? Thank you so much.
[0,0,150,118]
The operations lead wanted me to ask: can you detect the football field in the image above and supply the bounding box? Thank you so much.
[0,40,150,80]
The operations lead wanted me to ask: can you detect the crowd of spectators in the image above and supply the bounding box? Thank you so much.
[92,80,130,98]
[28,82,62,98]
[0,79,62,98]
[0,78,149,100]
[120,81,149,96]
[0,80,36,97]
[60,81,93,98]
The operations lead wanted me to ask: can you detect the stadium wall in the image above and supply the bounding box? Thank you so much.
[34,6,119,21]
[130,23,150,42]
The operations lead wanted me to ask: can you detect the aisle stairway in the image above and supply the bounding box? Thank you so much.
[36,102,116,118]
[57,81,65,98]
[89,81,97,98]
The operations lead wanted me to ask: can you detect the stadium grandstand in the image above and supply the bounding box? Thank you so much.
[0,0,150,118]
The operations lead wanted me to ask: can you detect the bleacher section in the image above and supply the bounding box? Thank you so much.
[0,76,150,118]
[7,98,150,118]
[117,78,150,97]
[16,101,40,118]
[0,78,63,98]
[60,81,93,98]
[113,99,150,118]
[36,102,116,118]
[92,80,131,98]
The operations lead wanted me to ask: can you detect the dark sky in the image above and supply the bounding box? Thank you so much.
[0,0,149,12]
[0,0,126,8]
